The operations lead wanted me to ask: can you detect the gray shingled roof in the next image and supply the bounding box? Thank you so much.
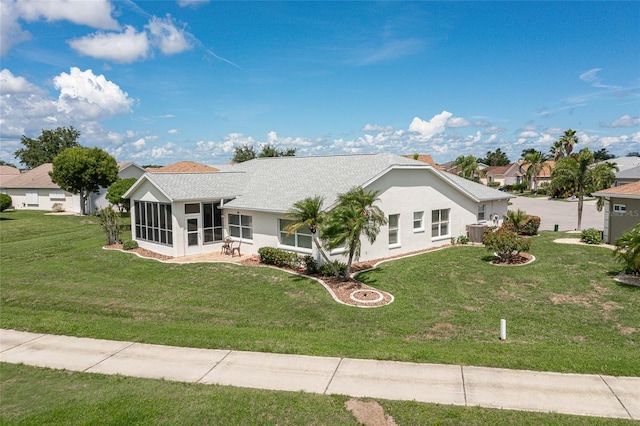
[140,172,247,201]
[616,165,640,179]
[129,153,510,211]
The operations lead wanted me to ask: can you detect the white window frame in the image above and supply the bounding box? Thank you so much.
[278,218,313,252]
[388,214,400,248]
[49,190,66,200]
[228,213,253,240]
[413,211,424,233]
[613,204,626,213]
[25,190,38,206]
[477,204,486,222]
[431,208,450,240]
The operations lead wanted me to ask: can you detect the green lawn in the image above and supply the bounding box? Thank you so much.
[1,363,634,425]
[1,210,639,378]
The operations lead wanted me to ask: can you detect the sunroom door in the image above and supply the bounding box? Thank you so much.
[185,215,201,255]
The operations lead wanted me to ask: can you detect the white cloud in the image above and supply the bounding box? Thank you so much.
[168,128,179,134]
[146,15,192,55]
[54,67,133,120]
[348,38,425,66]
[446,116,472,128]
[0,69,45,94]
[68,26,149,63]
[518,131,538,138]
[362,123,392,132]
[2,0,119,55]
[408,111,453,138]
[133,138,146,150]
[578,68,620,90]
[608,114,640,128]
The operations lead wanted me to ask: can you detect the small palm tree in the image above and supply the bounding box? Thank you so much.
[323,187,387,280]
[522,151,550,192]
[614,223,640,275]
[505,209,528,234]
[285,196,335,273]
[550,148,617,230]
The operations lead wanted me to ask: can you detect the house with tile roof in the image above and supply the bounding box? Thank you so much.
[593,181,640,244]
[0,162,145,214]
[480,162,525,187]
[147,161,220,173]
[124,153,511,261]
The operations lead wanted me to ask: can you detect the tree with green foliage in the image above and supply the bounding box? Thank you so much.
[454,155,479,180]
[627,151,640,157]
[614,223,640,275]
[232,144,257,163]
[259,144,296,158]
[550,147,617,230]
[550,129,578,161]
[522,150,550,191]
[106,178,137,212]
[478,148,510,166]
[14,126,81,169]
[322,187,387,280]
[49,147,119,215]
[0,193,12,212]
[593,148,615,162]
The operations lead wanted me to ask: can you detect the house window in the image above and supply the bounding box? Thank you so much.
[413,211,424,232]
[229,213,253,240]
[278,219,312,249]
[431,209,450,238]
[203,202,224,244]
[613,204,626,214]
[134,201,173,245]
[49,190,65,200]
[389,214,400,246]
[478,204,486,222]
[25,190,38,206]
[185,203,200,214]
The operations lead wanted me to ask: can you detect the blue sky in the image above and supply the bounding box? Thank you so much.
[1,1,638,166]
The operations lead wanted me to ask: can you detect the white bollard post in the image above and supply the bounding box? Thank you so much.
[500,318,507,340]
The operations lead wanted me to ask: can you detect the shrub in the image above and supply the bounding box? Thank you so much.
[537,182,551,196]
[521,215,541,236]
[456,235,470,244]
[51,202,65,213]
[580,228,602,245]
[257,247,302,269]
[487,181,501,188]
[483,228,530,263]
[320,260,347,277]
[122,240,138,250]
[0,193,12,212]
[614,223,640,275]
[512,183,527,193]
[95,206,121,245]
[303,255,320,274]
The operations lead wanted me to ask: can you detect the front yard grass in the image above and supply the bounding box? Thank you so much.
[1,210,639,377]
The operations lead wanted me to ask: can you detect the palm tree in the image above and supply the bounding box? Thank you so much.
[454,155,479,180]
[551,129,579,160]
[522,150,550,192]
[285,195,334,272]
[322,187,387,280]
[550,148,617,230]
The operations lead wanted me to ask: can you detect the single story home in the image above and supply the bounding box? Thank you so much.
[480,163,525,187]
[124,153,511,262]
[593,180,640,244]
[0,162,145,214]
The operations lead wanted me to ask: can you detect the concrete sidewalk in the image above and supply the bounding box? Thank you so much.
[1,329,638,420]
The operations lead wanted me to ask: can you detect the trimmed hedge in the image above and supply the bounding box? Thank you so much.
[0,193,12,212]
[258,247,303,269]
[580,228,602,245]
[122,240,139,250]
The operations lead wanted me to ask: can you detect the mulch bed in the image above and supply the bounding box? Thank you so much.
[490,252,534,266]
[614,273,640,287]
[104,244,173,261]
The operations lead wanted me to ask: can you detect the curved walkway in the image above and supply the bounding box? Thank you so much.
[1,329,638,420]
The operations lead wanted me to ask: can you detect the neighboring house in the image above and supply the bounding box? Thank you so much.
[613,165,640,187]
[147,161,220,173]
[89,162,146,213]
[520,160,555,190]
[593,181,640,244]
[481,162,525,187]
[124,153,511,261]
[0,163,79,212]
[405,154,443,170]
[0,162,145,214]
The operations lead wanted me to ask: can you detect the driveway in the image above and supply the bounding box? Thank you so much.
[507,195,604,232]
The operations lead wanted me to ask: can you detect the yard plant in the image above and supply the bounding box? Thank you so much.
[1,210,639,378]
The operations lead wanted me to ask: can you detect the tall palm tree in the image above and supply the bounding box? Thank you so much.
[551,129,579,161]
[285,195,334,271]
[323,187,387,280]
[522,150,550,191]
[454,155,479,180]
[550,148,617,230]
